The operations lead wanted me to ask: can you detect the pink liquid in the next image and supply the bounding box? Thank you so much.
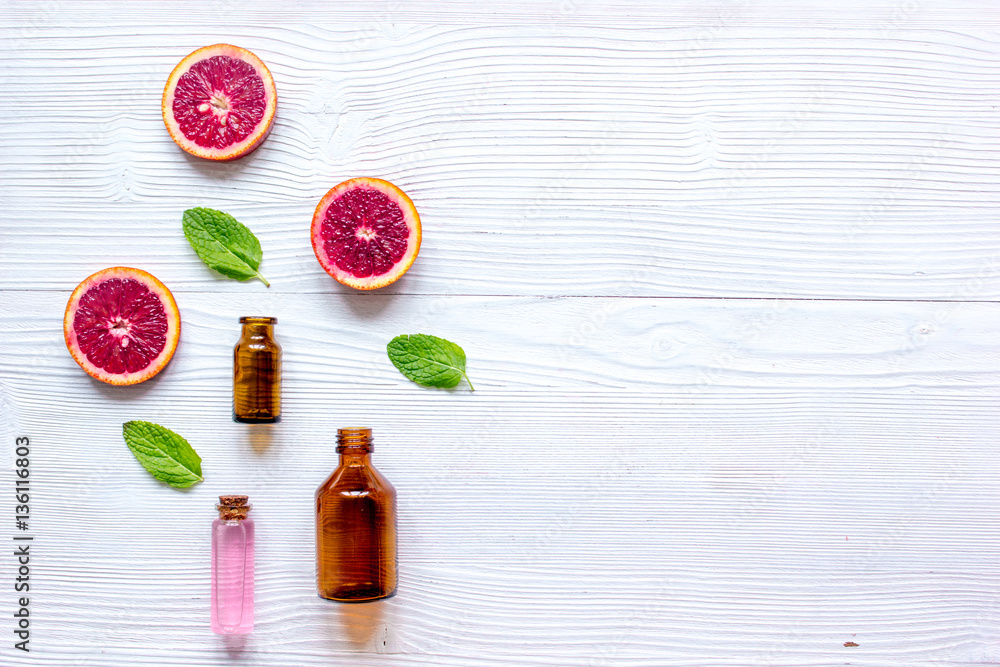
[211,518,254,634]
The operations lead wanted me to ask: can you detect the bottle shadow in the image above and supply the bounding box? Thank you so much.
[220,632,251,658]
[244,423,276,454]
[321,598,398,653]
[341,599,384,647]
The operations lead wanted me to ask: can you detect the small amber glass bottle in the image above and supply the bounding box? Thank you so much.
[233,317,281,424]
[315,427,398,602]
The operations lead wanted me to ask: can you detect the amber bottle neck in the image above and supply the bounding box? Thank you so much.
[242,324,272,335]
[239,316,276,338]
[337,427,373,465]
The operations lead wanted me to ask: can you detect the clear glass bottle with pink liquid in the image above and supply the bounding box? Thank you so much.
[211,495,254,634]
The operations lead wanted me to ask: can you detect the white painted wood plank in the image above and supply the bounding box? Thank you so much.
[4,388,1000,666]
[1,22,998,297]
[3,390,999,666]
[4,0,1000,28]
[3,291,999,392]
[2,292,999,665]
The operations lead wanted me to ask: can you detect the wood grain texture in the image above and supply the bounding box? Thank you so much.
[2,2,1000,666]
[1,14,999,297]
[2,293,1000,665]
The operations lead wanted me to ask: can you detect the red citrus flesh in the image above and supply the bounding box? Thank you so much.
[311,178,422,290]
[162,44,277,161]
[64,267,181,385]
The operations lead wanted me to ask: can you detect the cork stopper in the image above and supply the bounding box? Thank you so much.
[216,495,251,521]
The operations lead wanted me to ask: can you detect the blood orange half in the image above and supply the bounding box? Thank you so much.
[311,178,422,290]
[162,44,277,161]
[63,267,181,386]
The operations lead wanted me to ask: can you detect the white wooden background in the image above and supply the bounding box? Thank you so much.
[2,1,999,665]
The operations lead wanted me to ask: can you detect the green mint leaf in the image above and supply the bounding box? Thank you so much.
[182,207,270,286]
[122,421,204,488]
[387,334,474,391]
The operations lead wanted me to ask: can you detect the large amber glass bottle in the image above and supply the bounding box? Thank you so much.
[233,317,281,423]
[315,427,397,602]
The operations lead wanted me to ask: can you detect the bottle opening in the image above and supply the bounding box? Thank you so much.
[239,316,277,324]
[336,427,373,452]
